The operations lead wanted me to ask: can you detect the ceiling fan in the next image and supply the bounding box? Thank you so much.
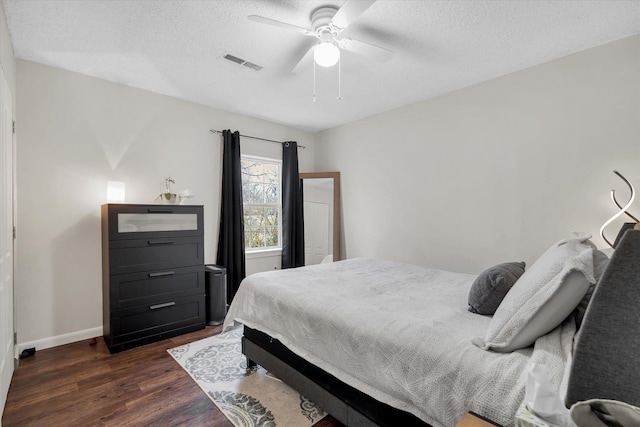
[248,0,394,73]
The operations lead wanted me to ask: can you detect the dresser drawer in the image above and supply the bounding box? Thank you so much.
[109,294,205,345]
[108,236,204,274]
[109,265,204,310]
[104,204,204,241]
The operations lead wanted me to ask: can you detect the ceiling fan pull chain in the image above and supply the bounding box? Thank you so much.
[313,59,317,103]
[337,55,343,101]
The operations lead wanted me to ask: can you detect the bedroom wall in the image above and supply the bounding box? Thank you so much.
[15,59,315,349]
[316,35,640,274]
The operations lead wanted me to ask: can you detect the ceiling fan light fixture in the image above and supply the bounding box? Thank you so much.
[314,41,340,67]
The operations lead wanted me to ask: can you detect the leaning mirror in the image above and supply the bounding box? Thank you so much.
[300,172,340,265]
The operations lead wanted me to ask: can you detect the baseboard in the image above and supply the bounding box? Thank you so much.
[17,327,103,353]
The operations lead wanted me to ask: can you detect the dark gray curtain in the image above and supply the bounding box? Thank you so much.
[281,141,305,269]
[216,130,246,304]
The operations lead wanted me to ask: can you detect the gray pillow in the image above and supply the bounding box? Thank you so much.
[468,262,526,315]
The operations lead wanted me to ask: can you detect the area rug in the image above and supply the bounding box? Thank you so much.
[168,327,327,427]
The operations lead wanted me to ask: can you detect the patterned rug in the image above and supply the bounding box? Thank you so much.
[168,327,327,427]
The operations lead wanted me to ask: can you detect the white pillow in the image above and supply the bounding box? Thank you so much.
[574,248,610,328]
[474,234,596,352]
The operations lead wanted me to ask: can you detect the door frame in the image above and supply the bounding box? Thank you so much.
[0,63,15,418]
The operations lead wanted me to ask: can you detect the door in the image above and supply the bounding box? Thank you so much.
[0,65,14,417]
[303,201,330,265]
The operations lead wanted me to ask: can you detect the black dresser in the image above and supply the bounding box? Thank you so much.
[101,204,206,353]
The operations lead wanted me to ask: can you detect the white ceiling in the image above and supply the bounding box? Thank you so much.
[3,0,640,133]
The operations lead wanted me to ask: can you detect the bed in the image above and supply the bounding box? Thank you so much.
[222,230,640,427]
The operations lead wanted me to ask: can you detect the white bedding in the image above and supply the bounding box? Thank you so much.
[223,258,575,426]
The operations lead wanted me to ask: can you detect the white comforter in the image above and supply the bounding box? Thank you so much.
[223,258,575,426]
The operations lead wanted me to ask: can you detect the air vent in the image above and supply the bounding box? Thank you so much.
[223,54,263,71]
[224,54,244,64]
[243,61,263,71]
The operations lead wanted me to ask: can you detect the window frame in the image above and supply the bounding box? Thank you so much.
[240,154,282,253]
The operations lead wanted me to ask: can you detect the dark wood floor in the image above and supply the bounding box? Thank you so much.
[2,326,343,426]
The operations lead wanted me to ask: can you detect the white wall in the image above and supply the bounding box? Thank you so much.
[15,59,315,348]
[316,35,640,274]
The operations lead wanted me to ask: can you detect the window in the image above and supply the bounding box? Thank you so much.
[241,156,281,251]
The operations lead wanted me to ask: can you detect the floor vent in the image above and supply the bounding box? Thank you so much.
[223,54,263,71]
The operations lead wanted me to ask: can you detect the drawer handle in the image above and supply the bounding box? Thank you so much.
[148,271,175,278]
[147,208,173,213]
[147,240,175,245]
[150,302,176,310]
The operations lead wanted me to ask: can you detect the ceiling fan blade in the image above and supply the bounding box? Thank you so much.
[248,15,314,35]
[340,38,393,62]
[330,0,376,29]
[292,46,315,73]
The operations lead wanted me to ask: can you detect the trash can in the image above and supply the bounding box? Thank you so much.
[204,264,227,325]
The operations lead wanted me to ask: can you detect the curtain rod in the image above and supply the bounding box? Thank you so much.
[209,129,306,149]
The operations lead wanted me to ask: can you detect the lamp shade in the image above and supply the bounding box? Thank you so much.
[314,42,340,67]
[107,181,125,203]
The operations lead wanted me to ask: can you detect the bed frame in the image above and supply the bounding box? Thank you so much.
[242,230,640,427]
[242,327,430,427]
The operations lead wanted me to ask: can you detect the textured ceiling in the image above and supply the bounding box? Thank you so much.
[3,0,640,133]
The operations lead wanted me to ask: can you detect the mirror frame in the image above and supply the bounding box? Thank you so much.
[300,172,340,261]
